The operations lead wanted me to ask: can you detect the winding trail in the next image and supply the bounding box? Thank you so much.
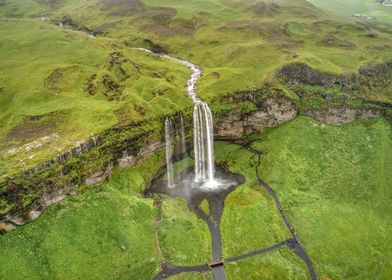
[225,240,289,263]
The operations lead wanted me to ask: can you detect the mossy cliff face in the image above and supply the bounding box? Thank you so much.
[1,61,391,230]
[0,118,167,226]
[278,61,392,105]
[214,61,391,138]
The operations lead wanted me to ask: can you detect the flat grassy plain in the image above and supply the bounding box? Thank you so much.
[214,117,392,279]
[159,196,211,265]
[2,116,390,279]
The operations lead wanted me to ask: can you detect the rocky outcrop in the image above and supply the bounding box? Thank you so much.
[118,141,163,169]
[277,61,392,96]
[214,91,385,139]
[215,96,297,138]
[303,108,382,125]
[85,163,113,185]
[0,221,15,234]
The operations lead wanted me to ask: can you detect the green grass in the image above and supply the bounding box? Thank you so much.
[0,153,165,280]
[1,0,392,176]
[159,196,211,265]
[216,117,392,279]
[251,116,392,279]
[1,0,392,278]
[0,18,192,175]
[214,142,291,257]
[1,116,391,279]
[225,247,308,280]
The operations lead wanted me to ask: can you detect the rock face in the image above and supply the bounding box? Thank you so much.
[278,62,344,87]
[85,163,113,185]
[0,119,163,226]
[303,108,382,125]
[118,141,163,169]
[277,61,392,95]
[215,96,297,138]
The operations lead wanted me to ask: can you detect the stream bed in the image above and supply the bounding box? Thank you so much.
[145,167,244,280]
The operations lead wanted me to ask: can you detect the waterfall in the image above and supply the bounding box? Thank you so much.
[165,118,174,188]
[193,101,215,183]
[138,47,217,187]
[176,114,187,182]
[180,115,186,157]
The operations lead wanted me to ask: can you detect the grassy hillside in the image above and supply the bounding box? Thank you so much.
[308,0,392,24]
[1,0,392,176]
[0,17,191,176]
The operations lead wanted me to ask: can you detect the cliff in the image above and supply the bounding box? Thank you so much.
[1,61,391,232]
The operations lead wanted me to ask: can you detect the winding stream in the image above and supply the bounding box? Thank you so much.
[140,49,318,279]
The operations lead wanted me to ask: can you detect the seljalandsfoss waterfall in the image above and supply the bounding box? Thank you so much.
[137,47,227,190]
[155,52,224,190]
[193,101,215,184]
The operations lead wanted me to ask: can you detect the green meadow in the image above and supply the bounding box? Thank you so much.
[1,116,391,279]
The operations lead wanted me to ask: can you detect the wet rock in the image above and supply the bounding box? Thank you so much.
[85,163,113,185]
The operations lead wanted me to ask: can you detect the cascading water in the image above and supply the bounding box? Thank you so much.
[165,118,174,188]
[138,47,218,188]
[180,115,186,157]
[193,101,215,183]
